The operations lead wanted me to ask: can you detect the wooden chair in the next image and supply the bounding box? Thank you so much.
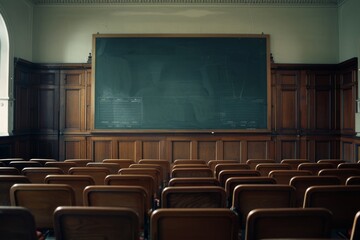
[245,208,333,240]
[9,161,42,171]
[171,167,213,178]
[346,176,360,185]
[338,163,360,170]
[0,166,20,175]
[318,168,360,184]
[224,176,276,206]
[0,175,30,205]
[290,175,341,207]
[231,184,296,231]
[168,177,220,186]
[86,162,121,174]
[138,159,171,184]
[129,163,164,188]
[214,163,250,179]
[297,162,334,175]
[172,164,208,169]
[45,174,95,206]
[29,158,57,166]
[150,208,238,240]
[304,185,360,237]
[268,169,312,184]
[83,185,148,237]
[173,159,207,166]
[280,159,310,170]
[21,167,64,183]
[255,163,292,176]
[318,159,346,167]
[54,206,140,240]
[105,174,156,210]
[207,160,238,172]
[350,211,360,240]
[68,166,110,185]
[44,161,77,174]
[119,168,161,194]
[0,206,38,240]
[218,169,261,187]
[246,159,275,169]
[10,183,76,234]
[161,186,226,208]
[102,159,135,169]
[0,158,24,166]
[64,159,92,167]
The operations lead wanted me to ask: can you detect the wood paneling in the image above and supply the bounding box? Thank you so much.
[60,136,87,160]
[222,141,241,162]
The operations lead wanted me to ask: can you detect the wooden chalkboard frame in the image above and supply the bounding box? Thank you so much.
[91,34,271,133]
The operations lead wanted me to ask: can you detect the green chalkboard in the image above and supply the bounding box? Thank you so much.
[93,34,270,131]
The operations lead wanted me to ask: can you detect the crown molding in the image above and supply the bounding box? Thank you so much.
[30,0,341,6]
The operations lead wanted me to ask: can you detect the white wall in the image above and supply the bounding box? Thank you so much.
[32,4,339,64]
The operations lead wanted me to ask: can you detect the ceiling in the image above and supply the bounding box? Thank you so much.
[30,0,344,6]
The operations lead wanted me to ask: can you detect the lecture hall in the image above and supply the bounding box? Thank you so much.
[0,0,359,239]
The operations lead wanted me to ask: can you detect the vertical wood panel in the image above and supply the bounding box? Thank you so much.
[247,141,268,160]
[342,141,354,162]
[60,136,87,160]
[118,141,137,160]
[92,140,113,162]
[38,87,57,131]
[197,141,216,162]
[223,141,241,162]
[171,141,191,162]
[142,141,161,160]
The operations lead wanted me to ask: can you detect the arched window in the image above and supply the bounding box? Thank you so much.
[0,11,11,135]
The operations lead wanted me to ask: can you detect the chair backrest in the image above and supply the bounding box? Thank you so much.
[318,168,360,184]
[0,206,38,240]
[298,162,335,174]
[346,176,360,185]
[246,159,275,169]
[303,185,360,231]
[290,175,341,207]
[224,176,276,204]
[138,159,170,183]
[338,163,360,170]
[255,163,292,176]
[105,174,155,210]
[173,159,207,165]
[318,159,346,167]
[218,170,261,187]
[268,169,312,184]
[86,162,121,174]
[150,208,238,240]
[171,167,213,178]
[63,159,92,167]
[44,161,77,174]
[280,159,310,170]
[231,184,296,227]
[172,164,208,169]
[29,158,57,166]
[161,186,226,208]
[129,164,164,188]
[21,167,64,183]
[9,161,42,171]
[0,158,24,166]
[245,208,333,240]
[68,166,110,185]
[168,177,220,186]
[350,211,360,240]
[207,160,238,172]
[10,183,76,230]
[0,166,20,175]
[102,159,135,169]
[0,175,30,205]
[54,206,140,240]
[119,168,161,194]
[45,174,95,206]
[83,185,148,230]
[214,163,250,179]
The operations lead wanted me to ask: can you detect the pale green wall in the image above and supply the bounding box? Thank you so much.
[32,5,339,64]
[0,0,33,61]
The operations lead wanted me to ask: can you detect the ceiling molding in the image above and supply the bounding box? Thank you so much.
[30,0,341,6]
